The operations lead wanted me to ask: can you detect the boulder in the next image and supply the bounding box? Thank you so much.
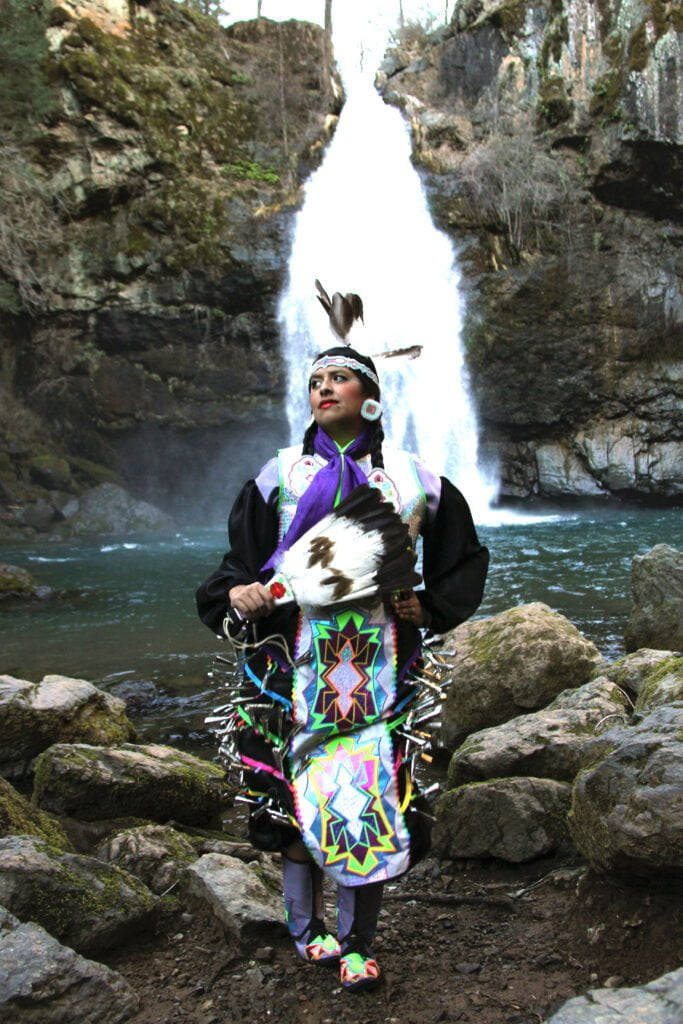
[0,906,139,1024]
[569,705,683,887]
[543,966,683,1024]
[58,483,173,536]
[633,654,683,714]
[0,835,156,953]
[433,777,572,863]
[447,678,631,788]
[96,824,198,895]
[33,742,226,827]
[601,648,679,698]
[624,544,683,653]
[0,562,54,601]
[440,604,604,750]
[0,674,135,780]
[0,777,72,851]
[29,454,73,491]
[184,853,286,944]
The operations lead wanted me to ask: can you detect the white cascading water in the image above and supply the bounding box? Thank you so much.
[278,9,498,522]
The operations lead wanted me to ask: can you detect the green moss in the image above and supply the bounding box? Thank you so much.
[627,22,650,73]
[223,159,280,184]
[539,12,569,69]
[589,68,624,119]
[0,280,20,314]
[635,655,683,710]
[481,0,530,39]
[28,842,155,941]
[0,778,72,850]
[537,74,572,127]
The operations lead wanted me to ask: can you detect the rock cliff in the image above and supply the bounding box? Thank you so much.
[0,0,339,533]
[380,0,682,502]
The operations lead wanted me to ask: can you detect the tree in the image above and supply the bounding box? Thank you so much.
[181,0,228,19]
[322,0,333,100]
[0,0,54,139]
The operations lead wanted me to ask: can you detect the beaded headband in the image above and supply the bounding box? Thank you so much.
[309,354,380,387]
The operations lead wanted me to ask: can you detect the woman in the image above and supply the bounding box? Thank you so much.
[196,325,488,992]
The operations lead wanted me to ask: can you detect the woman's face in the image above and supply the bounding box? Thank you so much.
[309,366,366,443]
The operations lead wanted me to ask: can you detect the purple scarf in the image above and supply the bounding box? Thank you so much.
[262,427,371,572]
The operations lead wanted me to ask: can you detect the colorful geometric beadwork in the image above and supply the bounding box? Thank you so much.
[294,608,396,733]
[292,725,410,883]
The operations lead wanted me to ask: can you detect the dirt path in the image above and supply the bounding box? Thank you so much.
[102,852,682,1024]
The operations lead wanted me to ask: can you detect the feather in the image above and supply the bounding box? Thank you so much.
[267,484,421,609]
[315,278,332,315]
[315,279,364,341]
[371,344,423,360]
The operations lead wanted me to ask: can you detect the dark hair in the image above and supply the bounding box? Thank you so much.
[303,346,384,467]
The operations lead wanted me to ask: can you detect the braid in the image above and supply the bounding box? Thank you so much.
[368,420,385,468]
[302,421,317,455]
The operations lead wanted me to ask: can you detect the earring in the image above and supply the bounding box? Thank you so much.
[361,398,382,421]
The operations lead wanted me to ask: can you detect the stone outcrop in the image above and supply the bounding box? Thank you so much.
[446,677,630,788]
[436,610,679,868]
[601,647,680,697]
[55,481,174,537]
[543,966,683,1024]
[381,0,682,502]
[0,562,54,601]
[624,543,683,653]
[569,704,683,887]
[0,776,72,850]
[0,905,139,1024]
[33,742,227,826]
[184,852,286,944]
[0,1,340,536]
[0,673,135,780]
[95,823,198,894]
[0,834,156,953]
[433,776,572,862]
[440,602,604,750]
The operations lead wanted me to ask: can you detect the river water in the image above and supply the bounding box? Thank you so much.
[1,505,679,752]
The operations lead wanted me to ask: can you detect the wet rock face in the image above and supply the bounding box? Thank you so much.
[624,543,683,653]
[569,704,683,888]
[0,906,140,1024]
[381,0,683,502]
[1,3,339,531]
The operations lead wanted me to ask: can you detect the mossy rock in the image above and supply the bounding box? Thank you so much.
[0,563,51,601]
[0,777,72,851]
[33,742,227,828]
[634,654,683,714]
[96,823,199,894]
[0,674,136,780]
[28,453,73,490]
[0,834,156,953]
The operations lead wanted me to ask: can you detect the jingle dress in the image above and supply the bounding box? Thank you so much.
[196,441,488,887]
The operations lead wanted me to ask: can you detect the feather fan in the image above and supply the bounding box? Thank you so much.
[266,484,421,609]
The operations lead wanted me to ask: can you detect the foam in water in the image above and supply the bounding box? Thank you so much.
[278,10,500,522]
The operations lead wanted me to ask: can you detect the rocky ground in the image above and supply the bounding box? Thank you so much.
[101,843,682,1024]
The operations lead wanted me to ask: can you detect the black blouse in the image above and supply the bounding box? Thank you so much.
[196,476,488,640]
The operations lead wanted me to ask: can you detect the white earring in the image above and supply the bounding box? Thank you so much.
[361,398,382,421]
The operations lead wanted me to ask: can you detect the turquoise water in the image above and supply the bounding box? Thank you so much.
[1,506,679,748]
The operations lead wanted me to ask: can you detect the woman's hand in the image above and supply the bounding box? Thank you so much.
[228,582,275,621]
[391,590,425,627]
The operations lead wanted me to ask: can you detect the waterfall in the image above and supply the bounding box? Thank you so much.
[278,9,498,521]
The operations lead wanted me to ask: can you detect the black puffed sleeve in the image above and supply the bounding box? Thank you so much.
[418,478,489,634]
[195,479,280,635]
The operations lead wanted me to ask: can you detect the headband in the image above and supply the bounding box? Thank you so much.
[309,354,379,387]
